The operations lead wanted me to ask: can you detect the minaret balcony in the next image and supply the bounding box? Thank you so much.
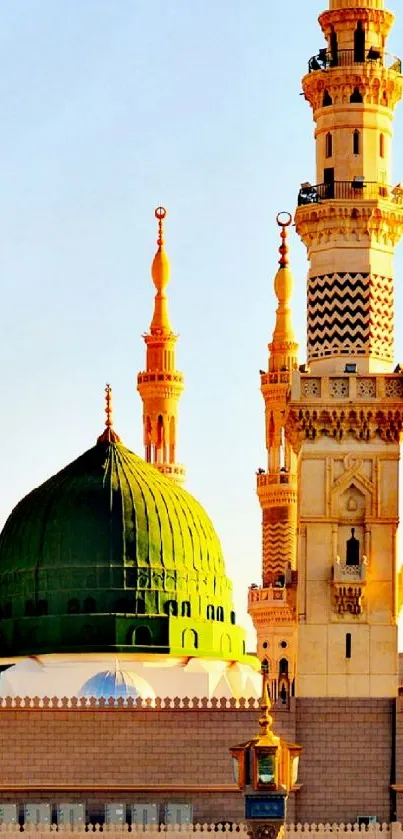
[331,558,367,617]
[297,180,403,206]
[308,48,401,74]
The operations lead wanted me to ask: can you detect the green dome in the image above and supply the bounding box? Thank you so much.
[0,439,247,659]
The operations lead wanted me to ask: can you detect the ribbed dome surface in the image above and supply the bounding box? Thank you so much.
[0,440,246,660]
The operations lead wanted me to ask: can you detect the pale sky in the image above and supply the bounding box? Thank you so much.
[0,1,403,645]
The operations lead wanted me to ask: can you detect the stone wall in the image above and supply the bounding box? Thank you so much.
[296,698,394,824]
[0,697,398,824]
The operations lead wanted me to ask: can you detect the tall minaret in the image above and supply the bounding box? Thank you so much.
[287,0,403,698]
[248,213,299,703]
[137,207,185,485]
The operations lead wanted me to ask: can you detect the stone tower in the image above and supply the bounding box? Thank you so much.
[250,0,403,699]
[248,214,299,703]
[137,207,185,485]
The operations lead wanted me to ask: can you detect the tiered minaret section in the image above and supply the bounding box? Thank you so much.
[296,0,403,373]
[248,214,299,704]
[137,207,185,485]
[287,0,403,698]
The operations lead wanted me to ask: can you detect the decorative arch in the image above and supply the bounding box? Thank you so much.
[220,633,232,654]
[181,601,191,618]
[182,628,198,649]
[350,88,363,104]
[133,625,152,646]
[164,600,178,617]
[68,598,80,614]
[83,597,96,613]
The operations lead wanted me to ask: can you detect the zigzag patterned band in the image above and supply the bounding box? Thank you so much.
[307,272,393,361]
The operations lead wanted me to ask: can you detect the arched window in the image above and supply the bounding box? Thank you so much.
[325,132,333,159]
[380,133,385,158]
[206,604,215,620]
[25,600,35,617]
[346,528,360,566]
[353,130,361,155]
[182,628,198,649]
[230,611,236,625]
[216,606,224,622]
[134,625,152,646]
[354,21,365,63]
[181,601,191,618]
[350,87,363,104]
[346,633,352,659]
[164,600,178,617]
[323,90,333,107]
[84,597,96,613]
[68,598,80,614]
[279,658,289,676]
[135,598,146,614]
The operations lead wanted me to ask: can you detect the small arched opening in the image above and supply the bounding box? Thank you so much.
[323,90,333,107]
[346,527,360,566]
[182,628,198,650]
[134,625,152,646]
[206,604,215,620]
[325,132,333,158]
[221,633,232,655]
[353,129,361,155]
[330,27,338,66]
[354,21,365,63]
[350,87,363,104]
[68,598,80,614]
[164,600,178,617]
[216,606,224,622]
[25,600,35,617]
[380,132,385,158]
[84,597,96,614]
[230,611,236,625]
[135,598,146,614]
[181,601,191,618]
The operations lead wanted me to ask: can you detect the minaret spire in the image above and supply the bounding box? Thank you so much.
[248,214,299,704]
[137,207,185,485]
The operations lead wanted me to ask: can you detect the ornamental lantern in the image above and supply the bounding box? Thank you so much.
[230,662,301,839]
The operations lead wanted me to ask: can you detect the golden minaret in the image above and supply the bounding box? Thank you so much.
[137,207,185,485]
[248,213,299,704]
[284,0,403,699]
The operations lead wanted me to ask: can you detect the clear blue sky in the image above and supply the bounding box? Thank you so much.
[1,1,403,645]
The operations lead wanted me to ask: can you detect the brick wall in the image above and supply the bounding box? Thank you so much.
[296,698,394,824]
[0,698,396,824]
[0,702,296,824]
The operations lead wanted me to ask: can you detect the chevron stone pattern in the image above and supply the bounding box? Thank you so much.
[307,272,393,361]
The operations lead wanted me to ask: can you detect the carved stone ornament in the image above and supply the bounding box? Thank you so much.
[248,822,286,839]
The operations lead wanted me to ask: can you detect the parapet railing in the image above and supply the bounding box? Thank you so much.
[308,48,402,73]
[0,822,394,834]
[297,180,403,205]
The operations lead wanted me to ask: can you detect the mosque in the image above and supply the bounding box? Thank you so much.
[1,0,403,829]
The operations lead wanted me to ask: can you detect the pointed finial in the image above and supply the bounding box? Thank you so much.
[276,211,292,268]
[97,384,121,444]
[258,661,274,737]
[155,206,166,248]
[151,206,170,295]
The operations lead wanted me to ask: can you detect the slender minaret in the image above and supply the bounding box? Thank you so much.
[248,213,299,703]
[137,207,185,485]
[287,0,403,698]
